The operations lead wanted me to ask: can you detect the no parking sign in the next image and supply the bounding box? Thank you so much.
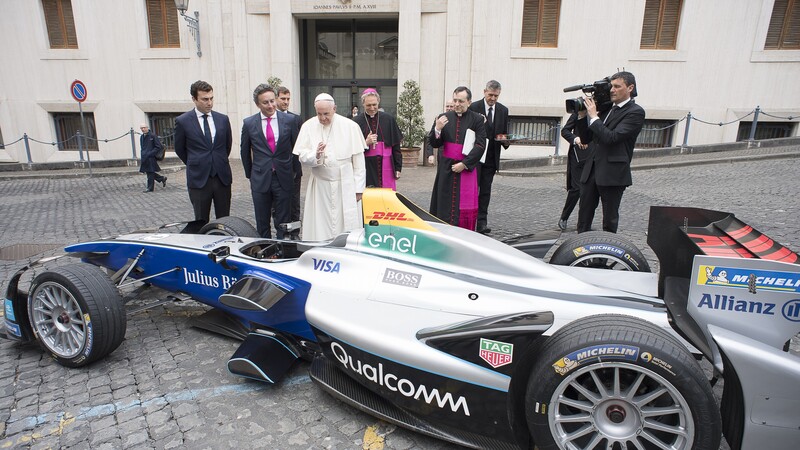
[70,79,87,103]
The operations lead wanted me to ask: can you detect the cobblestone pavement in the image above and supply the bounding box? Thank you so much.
[1,157,798,449]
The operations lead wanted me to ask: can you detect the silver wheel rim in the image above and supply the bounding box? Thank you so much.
[570,254,635,271]
[548,362,693,450]
[30,281,87,358]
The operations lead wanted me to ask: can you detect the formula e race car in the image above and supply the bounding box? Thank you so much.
[3,189,799,450]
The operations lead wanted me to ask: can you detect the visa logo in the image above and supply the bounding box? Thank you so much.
[312,258,341,273]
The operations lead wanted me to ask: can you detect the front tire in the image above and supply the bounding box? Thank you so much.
[525,315,720,450]
[549,231,651,272]
[199,216,259,237]
[28,264,127,367]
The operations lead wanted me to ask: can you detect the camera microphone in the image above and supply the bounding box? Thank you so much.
[563,84,585,93]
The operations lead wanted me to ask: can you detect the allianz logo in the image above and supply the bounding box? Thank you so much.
[331,342,470,416]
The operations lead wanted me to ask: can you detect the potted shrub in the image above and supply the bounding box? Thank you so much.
[396,79,426,166]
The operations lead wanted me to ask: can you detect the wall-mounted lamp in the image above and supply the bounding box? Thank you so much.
[174,0,201,57]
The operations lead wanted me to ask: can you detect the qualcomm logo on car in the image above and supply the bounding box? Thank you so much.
[330,341,470,416]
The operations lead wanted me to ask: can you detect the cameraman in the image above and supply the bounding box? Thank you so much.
[575,71,645,233]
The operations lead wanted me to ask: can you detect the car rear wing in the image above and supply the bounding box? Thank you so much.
[647,206,798,299]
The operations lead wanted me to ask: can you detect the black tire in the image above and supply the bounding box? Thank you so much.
[524,314,720,450]
[28,264,127,367]
[549,231,651,272]
[198,216,259,237]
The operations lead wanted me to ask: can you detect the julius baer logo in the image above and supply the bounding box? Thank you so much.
[183,268,238,290]
[331,342,471,416]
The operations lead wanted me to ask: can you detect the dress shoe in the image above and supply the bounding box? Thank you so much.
[558,219,567,230]
[142,189,153,193]
[477,226,491,235]
[161,177,167,188]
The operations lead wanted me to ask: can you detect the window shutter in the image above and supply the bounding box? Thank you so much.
[766,0,800,49]
[147,0,180,48]
[657,0,681,49]
[42,0,78,49]
[521,0,560,47]
[640,0,682,50]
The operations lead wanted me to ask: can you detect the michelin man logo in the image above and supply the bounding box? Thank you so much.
[705,267,728,283]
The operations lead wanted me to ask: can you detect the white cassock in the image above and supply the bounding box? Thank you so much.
[293,114,367,241]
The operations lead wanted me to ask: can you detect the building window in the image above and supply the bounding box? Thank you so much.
[640,0,683,49]
[765,0,800,49]
[53,113,98,151]
[148,113,180,151]
[42,0,78,49]
[736,121,796,140]
[636,120,676,149]
[509,116,560,145]
[146,0,180,48]
[521,0,561,47]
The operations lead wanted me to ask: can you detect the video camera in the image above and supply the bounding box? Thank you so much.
[564,77,613,114]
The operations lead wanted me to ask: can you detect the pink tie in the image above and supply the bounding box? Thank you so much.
[266,117,276,153]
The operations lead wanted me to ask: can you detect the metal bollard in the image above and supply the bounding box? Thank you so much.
[554,121,561,156]
[682,112,692,148]
[748,106,760,141]
[130,127,137,159]
[23,133,32,165]
[77,130,84,161]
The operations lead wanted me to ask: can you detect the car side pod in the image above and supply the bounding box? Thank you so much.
[227,331,299,383]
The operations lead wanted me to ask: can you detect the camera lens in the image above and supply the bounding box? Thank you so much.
[565,98,585,114]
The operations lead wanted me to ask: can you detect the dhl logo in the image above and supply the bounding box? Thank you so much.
[370,212,413,222]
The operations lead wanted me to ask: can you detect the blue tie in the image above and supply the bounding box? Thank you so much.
[202,114,212,147]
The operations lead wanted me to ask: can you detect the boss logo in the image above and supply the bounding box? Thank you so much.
[382,268,421,288]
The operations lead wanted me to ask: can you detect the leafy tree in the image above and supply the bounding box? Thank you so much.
[396,79,425,148]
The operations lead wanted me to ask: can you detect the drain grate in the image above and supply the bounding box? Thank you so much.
[0,244,62,261]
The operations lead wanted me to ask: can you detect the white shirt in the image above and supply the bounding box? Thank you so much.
[195,108,216,142]
[260,112,280,143]
[589,98,632,126]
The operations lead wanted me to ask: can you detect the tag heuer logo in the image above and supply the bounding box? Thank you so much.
[479,338,513,368]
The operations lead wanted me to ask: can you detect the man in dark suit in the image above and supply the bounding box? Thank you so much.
[576,71,645,233]
[174,80,233,222]
[138,123,167,192]
[241,84,300,239]
[276,86,302,240]
[468,80,509,234]
[557,112,588,230]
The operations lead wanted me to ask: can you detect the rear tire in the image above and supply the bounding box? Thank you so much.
[28,264,127,367]
[549,231,651,272]
[524,314,720,450]
[199,216,259,237]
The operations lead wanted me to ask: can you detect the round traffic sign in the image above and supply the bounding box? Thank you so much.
[71,80,87,103]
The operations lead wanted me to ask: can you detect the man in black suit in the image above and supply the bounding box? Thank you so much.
[241,84,300,239]
[468,80,509,234]
[174,80,233,222]
[576,71,645,233]
[557,112,588,230]
[276,86,302,240]
[138,123,167,193]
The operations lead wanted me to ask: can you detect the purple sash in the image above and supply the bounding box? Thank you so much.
[442,142,478,231]
[364,142,396,190]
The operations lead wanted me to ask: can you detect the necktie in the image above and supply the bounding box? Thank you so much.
[266,117,276,152]
[487,106,494,127]
[603,105,619,124]
[202,114,212,147]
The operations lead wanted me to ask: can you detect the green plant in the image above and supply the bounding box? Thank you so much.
[396,79,426,148]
